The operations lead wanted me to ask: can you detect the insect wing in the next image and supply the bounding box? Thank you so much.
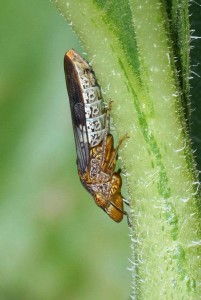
[64,53,90,175]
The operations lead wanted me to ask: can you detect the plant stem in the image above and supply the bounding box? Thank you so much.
[53,0,201,298]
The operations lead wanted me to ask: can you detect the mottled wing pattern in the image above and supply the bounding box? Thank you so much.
[64,55,90,175]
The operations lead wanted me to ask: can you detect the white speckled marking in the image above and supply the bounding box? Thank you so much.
[73,55,106,147]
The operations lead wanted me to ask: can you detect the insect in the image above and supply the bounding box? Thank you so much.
[64,49,131,226]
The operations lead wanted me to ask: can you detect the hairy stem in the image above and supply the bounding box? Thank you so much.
[53,0,201,298]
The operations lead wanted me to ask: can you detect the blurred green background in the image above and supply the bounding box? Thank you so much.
[0,2,200,300]
[0,2,131,300]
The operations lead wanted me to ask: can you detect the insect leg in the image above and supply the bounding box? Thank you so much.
[108,200,132,227]
[100,100,113,167]
[122,197,130,207]
[107,133,129,170]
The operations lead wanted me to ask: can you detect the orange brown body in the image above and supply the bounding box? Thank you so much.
[80,133,126,223]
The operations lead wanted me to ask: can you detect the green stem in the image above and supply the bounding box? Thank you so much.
[53,0,201,298]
